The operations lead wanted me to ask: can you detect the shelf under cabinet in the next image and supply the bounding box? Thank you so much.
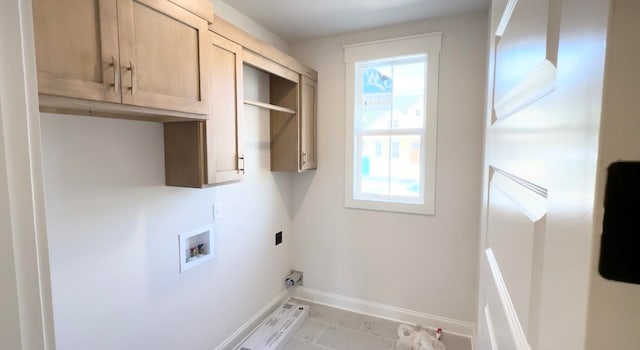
[244,99,296,114]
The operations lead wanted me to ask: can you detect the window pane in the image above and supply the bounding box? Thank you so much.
[360,135,389,196]
[357,58,426,131]
[359,63,392,130]
[389,135,422,198]
[392,61,425,129]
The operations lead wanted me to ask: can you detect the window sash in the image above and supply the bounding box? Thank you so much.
[353,57,427,204]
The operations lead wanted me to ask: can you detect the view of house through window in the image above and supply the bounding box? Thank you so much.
[344,33,441,215]
[355,55,426,202]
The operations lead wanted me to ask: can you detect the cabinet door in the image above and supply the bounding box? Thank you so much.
[206,33,244,184]
[33,0,121,103]
[117,0,209,114]
[300,76,317,170]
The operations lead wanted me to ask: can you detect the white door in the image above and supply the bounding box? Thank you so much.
[476,0,610,349]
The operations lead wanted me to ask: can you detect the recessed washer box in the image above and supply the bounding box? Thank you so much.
[237,301,309,350]
[178,225,214,273]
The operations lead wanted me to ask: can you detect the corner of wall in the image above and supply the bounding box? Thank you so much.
[210,0,290,52]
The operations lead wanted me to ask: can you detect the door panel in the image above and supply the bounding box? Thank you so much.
[133,2,199,99]
[486,169,547,344]
[483,249,527,350]
[33,0,120,103]
[492,0,557,121]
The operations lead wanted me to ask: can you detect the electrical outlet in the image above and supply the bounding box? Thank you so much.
[275,231,283,245]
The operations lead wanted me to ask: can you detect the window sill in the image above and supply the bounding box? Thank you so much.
[345,197,435,215]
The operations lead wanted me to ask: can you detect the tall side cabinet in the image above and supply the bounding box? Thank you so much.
[164,32,244,187]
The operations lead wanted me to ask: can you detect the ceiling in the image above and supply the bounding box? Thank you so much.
[221,0,490,43]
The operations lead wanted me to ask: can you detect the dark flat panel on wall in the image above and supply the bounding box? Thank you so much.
[599,161,640,284]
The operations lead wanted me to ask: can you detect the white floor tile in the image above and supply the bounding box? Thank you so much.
[284,338,332,350]
[293,318,329,343]
[316,324,394,350]
[361,317,405,339]
[307,303,366,331]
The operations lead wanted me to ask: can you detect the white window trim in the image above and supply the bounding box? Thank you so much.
[344,33,442,215]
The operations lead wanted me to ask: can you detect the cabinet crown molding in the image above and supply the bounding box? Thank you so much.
[209,15,318,81]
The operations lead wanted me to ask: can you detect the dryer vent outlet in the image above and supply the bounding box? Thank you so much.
[285,270,303,287]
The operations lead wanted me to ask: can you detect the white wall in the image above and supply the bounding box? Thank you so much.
[289,11,487,324]
[40,68,293,349]
[211,0,289,53]
[586,0,640,348]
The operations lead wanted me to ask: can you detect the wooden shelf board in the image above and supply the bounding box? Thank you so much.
[244,100,296,114]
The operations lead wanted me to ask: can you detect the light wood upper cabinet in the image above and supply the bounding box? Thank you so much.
[300,76,317,170]
[269,74,317,172]
[207,32,244,184]
[32,0,121,103]
[210,14,319,173]
[32,0,210,117]
[117,0,209,114]
[164,32,244,188]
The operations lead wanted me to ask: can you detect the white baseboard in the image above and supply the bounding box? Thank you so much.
[214,289,290,350]
[293,287,474,339]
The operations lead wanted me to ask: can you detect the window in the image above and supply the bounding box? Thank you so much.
[344,33,441,215]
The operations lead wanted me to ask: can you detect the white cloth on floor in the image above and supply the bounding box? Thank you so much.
[397,324,445,350]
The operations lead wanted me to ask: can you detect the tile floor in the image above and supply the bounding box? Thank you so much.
[283,300,472,350]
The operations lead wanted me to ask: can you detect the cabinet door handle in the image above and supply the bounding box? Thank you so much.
[238,155,245,174]
[110,56,119,93]
[126,61,135,95]
[302,152,307,165]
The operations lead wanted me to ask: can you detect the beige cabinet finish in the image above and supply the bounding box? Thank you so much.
[210,15,317,81]
[207,33,244,184]
[117,0,209,114]
[33,0,121,103]
[269,74,317,172]
[269,75,300,172]
[299,76,317,170]
[164,121,206,187]
[33,0,210,117]
[209,15,319,173]
[164,32,244,188]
